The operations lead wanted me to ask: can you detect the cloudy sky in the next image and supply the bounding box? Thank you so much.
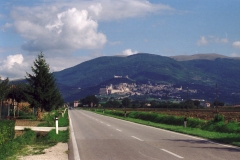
[0,0,240,80]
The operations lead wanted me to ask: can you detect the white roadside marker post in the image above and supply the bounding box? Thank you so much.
[55,116,59,134]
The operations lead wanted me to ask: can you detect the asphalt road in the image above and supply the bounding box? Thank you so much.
[69,109,240,160]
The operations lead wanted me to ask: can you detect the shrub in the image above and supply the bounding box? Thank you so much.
[106,110,124,117]
[39,108,68,127]
[202,121,240,134]
[58,110,69,127]
[15,129,36,145]
[187,117,206,128]
[44,129,69,143]
[0,120,15,145]
[214,114,225,122]
[128,111,205,127]
[42,112,56,127]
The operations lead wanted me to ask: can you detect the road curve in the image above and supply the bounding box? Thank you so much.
[69,109,240,160]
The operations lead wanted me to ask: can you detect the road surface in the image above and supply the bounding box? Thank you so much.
[69,109,240,160]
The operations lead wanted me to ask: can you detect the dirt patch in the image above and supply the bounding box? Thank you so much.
[15,130,26,138]
[15,120,42,126]
[18,143,68,160]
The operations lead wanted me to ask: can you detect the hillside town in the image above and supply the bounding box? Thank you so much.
[99,76,197,100]
[98,76,213,107]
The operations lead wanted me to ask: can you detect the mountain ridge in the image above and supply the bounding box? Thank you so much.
[169,53,240,61]
[10,53,240,103]
[53,53,240,103]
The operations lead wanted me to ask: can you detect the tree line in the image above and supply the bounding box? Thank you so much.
[79,95,224,109]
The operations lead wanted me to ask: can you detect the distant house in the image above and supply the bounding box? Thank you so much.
[202,102,211,108]
[145,103,151,107]
[114,75,122,78]
[74,101,80,107]
[175,86,182,91]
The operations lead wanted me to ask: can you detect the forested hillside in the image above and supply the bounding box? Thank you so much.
[53,53,240,103]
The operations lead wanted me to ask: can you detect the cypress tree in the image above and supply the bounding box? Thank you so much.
[25,53,64,116]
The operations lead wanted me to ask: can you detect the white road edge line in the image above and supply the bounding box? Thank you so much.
[161,149,183,159]
[131,136,144,141]
[69,112,81,160]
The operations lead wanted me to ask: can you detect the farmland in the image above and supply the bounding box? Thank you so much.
[105,108,240,122]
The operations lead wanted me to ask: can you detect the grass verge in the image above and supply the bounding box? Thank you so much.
[2,107,69,160]
[5,129,69,160]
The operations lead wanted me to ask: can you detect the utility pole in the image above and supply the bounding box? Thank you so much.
[166,91,169,111]
[186,87,189,110]
[216,83,218,112]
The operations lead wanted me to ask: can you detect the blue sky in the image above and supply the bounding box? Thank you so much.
[0,0,240,80]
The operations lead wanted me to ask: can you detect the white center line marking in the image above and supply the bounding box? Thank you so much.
[131,136,144,141]
[116,129,122,132]
[161,149,183,159]
[107,124,111,126]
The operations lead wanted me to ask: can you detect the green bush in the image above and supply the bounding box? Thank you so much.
[106,110,125,117]
[214,114,225,122]
[202,121,240,134]
[187,117,206,128]
[128,111,206,127]
[199,114,240,134]
[58,110,69,127]
[38,108,68,127]
[0,120,15,145]
[128,112,159,121]
[44,129,69,143]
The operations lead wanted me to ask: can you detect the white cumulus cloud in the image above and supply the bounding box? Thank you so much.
[0,53,93,79]
[9,0,173,54]
[232,41,240,49]
[122,49,138,56]
[47,0,174,21]
[0,54,30,79]
[91,0,174,20]
[197,36,208,46]
[11,6,107,52]
[1,22,12,32]
[197,36,228,46]
[88,3,102,16]
[3,54,23,69]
